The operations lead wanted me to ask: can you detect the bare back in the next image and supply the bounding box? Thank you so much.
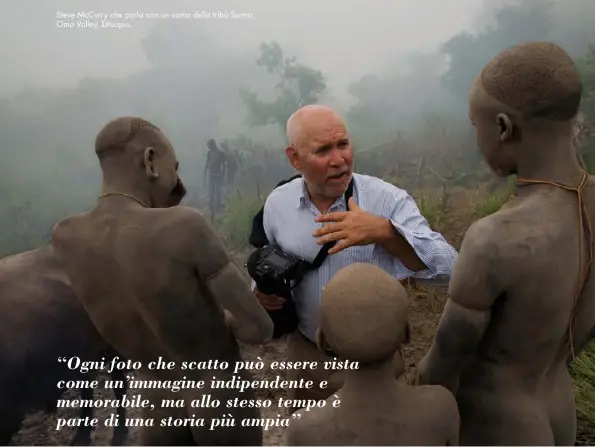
[453,180,595,444]
[52,205,240,381]
[460,183,593,387]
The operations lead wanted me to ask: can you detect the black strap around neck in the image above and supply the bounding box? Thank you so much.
[248,174,302,248]
[249,175,355,272]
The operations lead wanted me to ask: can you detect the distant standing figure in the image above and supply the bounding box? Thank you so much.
[203,138,226,217]
[221,141,242,186]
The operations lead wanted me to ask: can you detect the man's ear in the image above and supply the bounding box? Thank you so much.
[496,113,514,142]
[285,146,300,171]
[144,147,159,180]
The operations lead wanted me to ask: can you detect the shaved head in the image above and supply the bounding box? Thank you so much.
[286,105,345,148]
[94,116,184,208]
[95,117,161,160]
[284,105,354,205]
[476,42,582,121]
[319,263,409,364]
[468,42,583,177]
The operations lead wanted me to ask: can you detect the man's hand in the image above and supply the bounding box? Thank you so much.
[254,288,285,311]
[313,197,391,255]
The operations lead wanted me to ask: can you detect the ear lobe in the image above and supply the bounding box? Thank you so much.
[285,146,300,171]
[143,147,159,180]
[496,113,514,142]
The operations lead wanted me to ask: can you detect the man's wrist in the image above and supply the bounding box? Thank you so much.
[375,218,397,245]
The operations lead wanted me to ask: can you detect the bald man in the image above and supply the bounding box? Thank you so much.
[416,42,595,445]
[251,104,457,407]
[52,117,273,445]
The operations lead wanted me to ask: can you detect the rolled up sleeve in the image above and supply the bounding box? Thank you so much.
[375,191,458,282]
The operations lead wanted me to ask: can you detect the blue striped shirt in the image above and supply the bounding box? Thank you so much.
[260,173,458,342]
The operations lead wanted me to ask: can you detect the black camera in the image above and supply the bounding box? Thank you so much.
[246,174,354,339]
[246,244,306,339]
[246,244,306,298]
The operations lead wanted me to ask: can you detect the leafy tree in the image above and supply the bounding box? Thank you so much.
[239,41,326,134]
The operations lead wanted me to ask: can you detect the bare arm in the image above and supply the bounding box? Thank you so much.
[187,209,273,344]
[416,220,501,392]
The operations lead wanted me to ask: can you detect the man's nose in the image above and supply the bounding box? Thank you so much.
[328,148,345,166]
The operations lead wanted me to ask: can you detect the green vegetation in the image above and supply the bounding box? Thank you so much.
[239,41,327,135]
[473,177,516,219]
[219,192,264,249]
[572,344,595,445]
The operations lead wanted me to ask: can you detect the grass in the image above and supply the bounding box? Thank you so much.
[219,191,264,249]
[415,186,451,232]
[473,177,516,219]
[417,193,444,230]
[571,342,595,445]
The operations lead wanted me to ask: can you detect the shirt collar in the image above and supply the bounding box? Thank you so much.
[296,177,307,208]
[296,174,355,210]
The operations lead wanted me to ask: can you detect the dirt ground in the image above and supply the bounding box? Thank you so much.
[10,284,447,446]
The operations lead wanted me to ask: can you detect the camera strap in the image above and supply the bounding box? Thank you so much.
[249,173,354,266]
[249,174,303,249]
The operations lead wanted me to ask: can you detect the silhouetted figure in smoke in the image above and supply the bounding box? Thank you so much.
[221,141,242,186]
[203,138,226,221]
